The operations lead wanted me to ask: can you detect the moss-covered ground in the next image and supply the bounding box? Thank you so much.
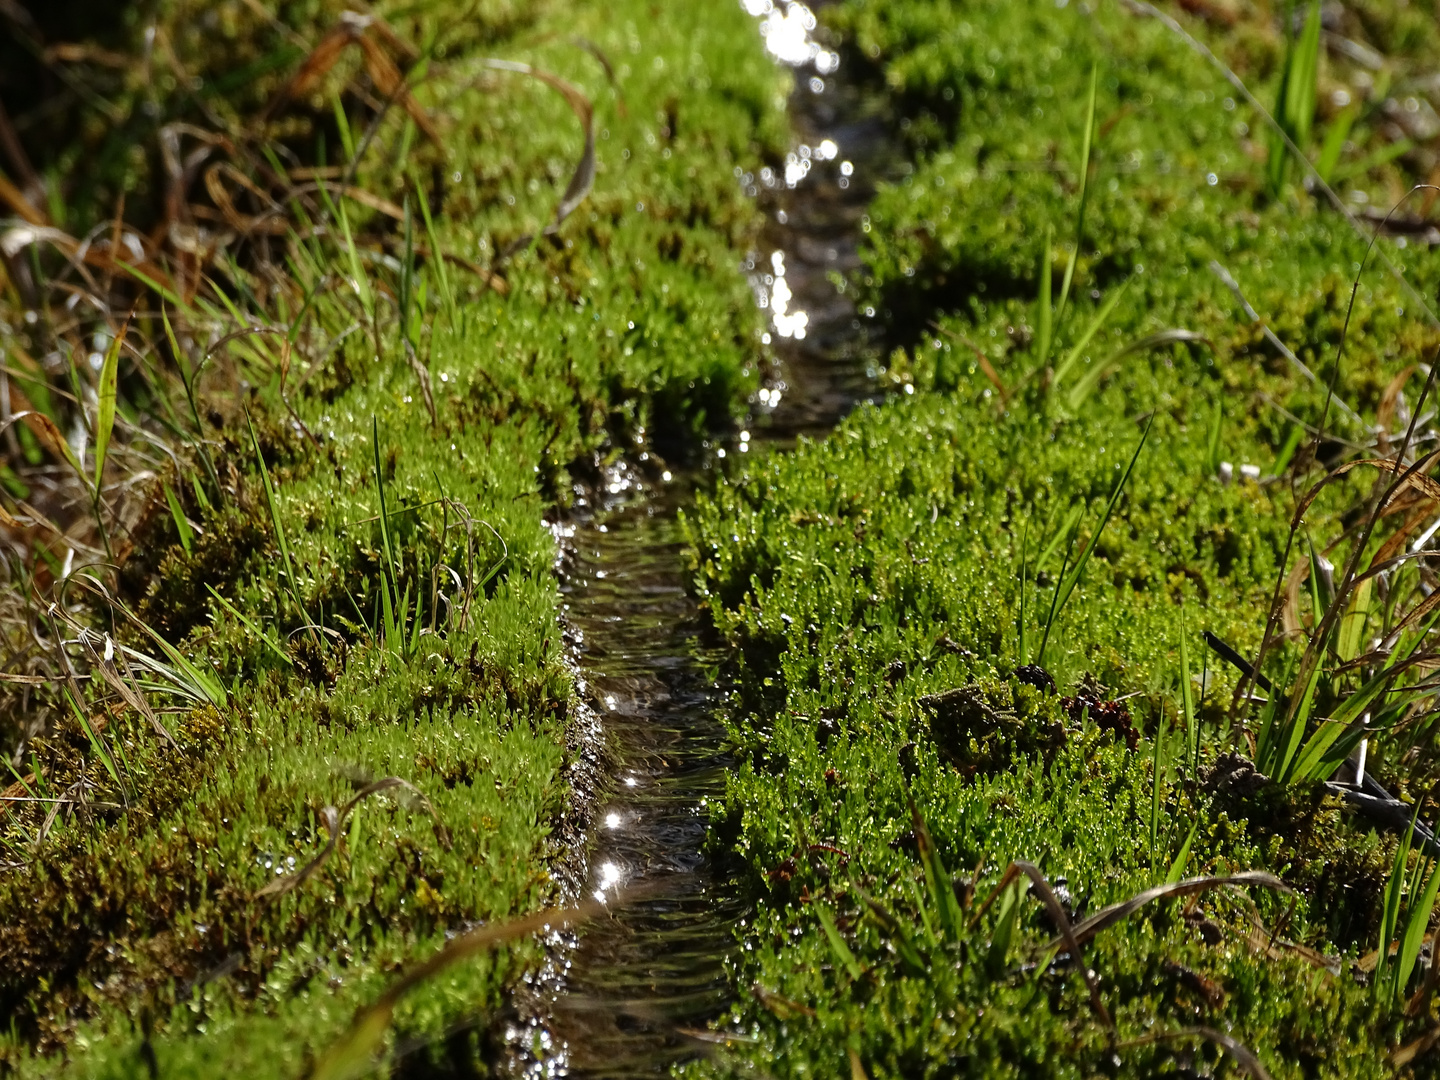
[685,1,1440,1076]
[0,0,786,1074]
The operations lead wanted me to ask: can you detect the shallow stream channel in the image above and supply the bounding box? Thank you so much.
[503,4,894,1075]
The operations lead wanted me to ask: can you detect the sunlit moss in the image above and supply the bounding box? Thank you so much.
[0,0,785,1073]
[687,1,1440,1076]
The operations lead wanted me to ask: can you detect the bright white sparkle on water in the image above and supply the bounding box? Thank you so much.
[593,860,626,903]
[767,251,809,339]
[757,2,821,68]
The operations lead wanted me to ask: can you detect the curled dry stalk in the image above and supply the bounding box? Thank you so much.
[256,775,450,899]
[1118,1027,1273,1080]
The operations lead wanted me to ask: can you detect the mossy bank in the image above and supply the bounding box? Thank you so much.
[686,1,1440,1077]
[0,0,787,1074]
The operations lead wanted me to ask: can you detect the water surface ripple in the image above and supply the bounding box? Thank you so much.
[517,4,895,1073]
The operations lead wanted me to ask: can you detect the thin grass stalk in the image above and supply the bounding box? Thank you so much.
[1036,228,1053,371]
[1056,64,1098,323]
[415,177,455,325]
[1016,520,1030,666]
[1238,221,1438,731]
[1282,353,1440,756]
[1038,410,1154,664]
[246,409,318,649]
[1180,602,1198,775]
[161,305,221,498]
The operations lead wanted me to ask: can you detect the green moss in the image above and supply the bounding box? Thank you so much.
[0,0,786,1073]
[686,1,1440,1076]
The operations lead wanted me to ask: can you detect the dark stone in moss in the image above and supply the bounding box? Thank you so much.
[1012,663,1055,694]
[815,715,840,750]
[897,740,919,781]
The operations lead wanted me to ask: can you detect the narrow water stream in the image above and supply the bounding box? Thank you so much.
[508,5,894,1074]
[538,487,744,1076]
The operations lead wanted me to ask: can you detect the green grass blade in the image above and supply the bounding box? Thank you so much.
[1378,808,1419,991]
[1316,105,1358,184]
[5,759,36,799]
[1057,64,1098,322]
[332,92,356,163]
[1399,859,1440,1000]
[1036,227,1053,370]
[1339,560,1376,665]
[1016,520,1030,666]
[144,627,226,707]
[1286,668,1391,782]
[855,886,927,978]
[381,579,398,652]
[401,194,416,348]
[1037,517,1079,667]
[1206,400,1224,475]
[1051,278,1132,391]
[1065,328,1207,412]
[372,416,399,612]
[410,580,424,655]
[1288,2,1322,146]
[246,411,303,616]
[319,177,372,321]
[1271,423,1304,477]
[93,323,123,492]
[115,260,183,307]
[1036,503,1083,574]
[815,903,864,982]
[908,876,939,948]
[1149,712,1168,860]
[1268,1,1321,193]
[1276,658,1324,782]
[1307,537,1331,619]
[66,688,121,791]
[1254,690,1280,775]
[1180,603,1198,775]
[163,304,220,499]
[984,882,1023,980]
[1052,410,1154,619]
[163,482,193,557]
[1331,137,1415,184]
[1165,820,1200,886]
[206,584,290,665]
[415,177,455,325]
[910,799,963,944]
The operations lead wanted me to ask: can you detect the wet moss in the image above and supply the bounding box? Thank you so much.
[687,1,1440,1076]
[0,0,787,1073]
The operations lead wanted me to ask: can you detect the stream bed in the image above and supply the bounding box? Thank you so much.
[510,5,893,1074]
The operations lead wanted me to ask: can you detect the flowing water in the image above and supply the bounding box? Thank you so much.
[506,5,894,1074]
